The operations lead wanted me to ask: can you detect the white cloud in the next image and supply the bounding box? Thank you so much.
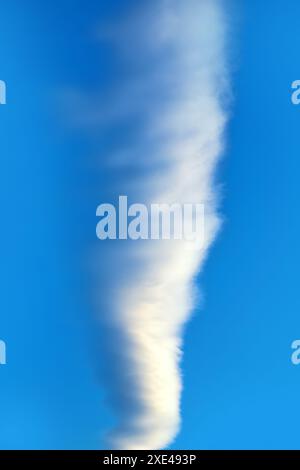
[70,0,230,450]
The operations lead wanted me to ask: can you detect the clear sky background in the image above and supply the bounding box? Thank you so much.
[0,0,300,449]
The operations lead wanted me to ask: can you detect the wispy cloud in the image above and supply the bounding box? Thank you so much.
[67,0,230,450]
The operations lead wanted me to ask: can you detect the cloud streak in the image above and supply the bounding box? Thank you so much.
[70,0,230,450]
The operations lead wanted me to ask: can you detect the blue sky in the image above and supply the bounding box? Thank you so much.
[0,0,300,450]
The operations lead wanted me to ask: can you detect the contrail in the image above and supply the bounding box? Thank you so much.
[69,0,230,450]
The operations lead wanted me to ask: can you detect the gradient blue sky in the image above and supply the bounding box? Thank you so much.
[0,0,300,449]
